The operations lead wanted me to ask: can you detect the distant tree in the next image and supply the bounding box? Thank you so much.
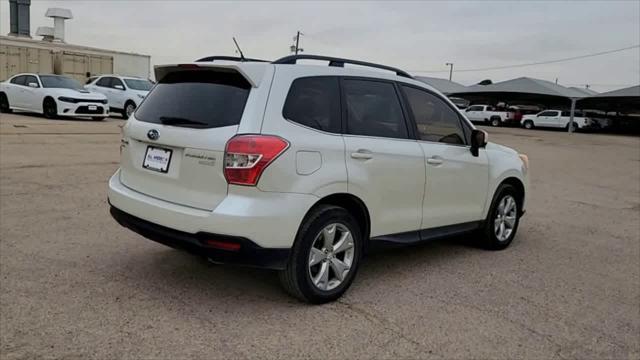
[477,79,493,86]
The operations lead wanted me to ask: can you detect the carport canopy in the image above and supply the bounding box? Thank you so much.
[450,77,587,132]
[576,85,640,114]
[415,76,469,95]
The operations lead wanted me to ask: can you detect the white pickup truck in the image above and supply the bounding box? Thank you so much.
[464,105,514,126]
[521,110,593,130]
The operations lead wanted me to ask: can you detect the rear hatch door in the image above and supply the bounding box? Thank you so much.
[119,64,268,210]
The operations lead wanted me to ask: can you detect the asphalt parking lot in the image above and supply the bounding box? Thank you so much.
[1,112,638,359]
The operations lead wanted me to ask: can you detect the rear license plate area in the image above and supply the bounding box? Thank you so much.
[143,146,173,173]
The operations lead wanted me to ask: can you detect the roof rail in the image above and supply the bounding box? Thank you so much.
[272,54,413,79]
[195,56,270,63]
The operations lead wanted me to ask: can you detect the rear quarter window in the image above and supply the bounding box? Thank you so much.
[135,70,250,129]
[282,77,341,133]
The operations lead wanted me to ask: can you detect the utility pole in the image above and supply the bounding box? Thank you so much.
[445,62,454,81]
[290,31,304,55]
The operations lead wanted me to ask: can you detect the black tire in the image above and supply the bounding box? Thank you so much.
[279,205,363,304]
[566,122,579,132]
[479,184,521,250]
[43,98,58,119]
[92,117,106,121]
[490,116,501,127]
[122,101,136,119]
[0,93,12,113]
[523,120,534,129]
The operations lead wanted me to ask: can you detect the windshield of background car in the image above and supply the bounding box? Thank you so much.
[124,79,153,91]
[40,76,83,89]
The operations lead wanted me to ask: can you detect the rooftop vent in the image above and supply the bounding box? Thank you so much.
[35,26,54,41]
[42,8,73,42]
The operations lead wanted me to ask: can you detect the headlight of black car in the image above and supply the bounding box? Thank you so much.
[57,96,78,103]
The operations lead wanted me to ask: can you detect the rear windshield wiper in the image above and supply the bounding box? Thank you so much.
[159,116,208,127]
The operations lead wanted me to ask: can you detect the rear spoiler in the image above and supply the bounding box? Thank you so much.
[154,62,270,88]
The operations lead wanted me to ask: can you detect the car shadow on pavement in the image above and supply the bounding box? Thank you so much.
[7,110,108,122]
[114,234,483,306]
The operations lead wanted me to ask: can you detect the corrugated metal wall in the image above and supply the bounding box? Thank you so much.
[55,51,113,83]
[0,44,54,81]
[1,44,115,82]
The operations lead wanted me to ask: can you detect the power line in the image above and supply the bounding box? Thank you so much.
[409,44,640,73]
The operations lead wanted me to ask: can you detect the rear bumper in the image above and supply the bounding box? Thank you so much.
[110,205,290,270]
[108,168,318,248]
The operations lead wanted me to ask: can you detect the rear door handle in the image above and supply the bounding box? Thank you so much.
[351,149,373,160]
[426,156,443,165]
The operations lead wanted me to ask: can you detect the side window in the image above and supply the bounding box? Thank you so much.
[24,75,39,87]
[282,77,341,133]
[96,77,111,87]
[343,79,408,139]
[111,77,125,89]
[402,85,466,145]
[10,75,26,85]
[467,105,481,111]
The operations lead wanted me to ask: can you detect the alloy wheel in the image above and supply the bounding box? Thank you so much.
[308,223,355,291]
[494,195,517,242]
[126,104,135,117]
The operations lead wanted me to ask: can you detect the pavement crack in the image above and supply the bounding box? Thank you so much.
[336,299,435,355]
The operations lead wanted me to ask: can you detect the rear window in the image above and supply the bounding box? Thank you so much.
[135,70,250,129]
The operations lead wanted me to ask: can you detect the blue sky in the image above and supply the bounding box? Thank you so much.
[2,0,639,91]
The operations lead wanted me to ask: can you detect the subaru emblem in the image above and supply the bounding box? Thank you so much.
[147,129,159,141]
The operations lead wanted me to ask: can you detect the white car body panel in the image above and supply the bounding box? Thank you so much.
[108,61,528,250]
[419,141,490,229]
[0,73,107,117]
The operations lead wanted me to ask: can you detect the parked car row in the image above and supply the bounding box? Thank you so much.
[0,73,153,120]
[462,103,600,131]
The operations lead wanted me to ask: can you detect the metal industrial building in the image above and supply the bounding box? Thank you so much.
[1,0,150,82]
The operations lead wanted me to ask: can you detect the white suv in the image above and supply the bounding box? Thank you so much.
[85,75,153,119]
[108,55,529,303]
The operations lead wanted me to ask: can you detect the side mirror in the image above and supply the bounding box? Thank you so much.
[470,129,487,157]
[114,85,125,90]
[28,82,38,88]
[465,108,471,112]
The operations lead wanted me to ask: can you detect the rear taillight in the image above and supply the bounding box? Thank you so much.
[224,135,289,186]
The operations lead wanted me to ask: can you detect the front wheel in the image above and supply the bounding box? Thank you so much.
[43,98,58,119]
[479,184,521,250]
[122,101,136,119]
[566,122,579,132]
[0,93,12,113]
[279,205,362,304]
